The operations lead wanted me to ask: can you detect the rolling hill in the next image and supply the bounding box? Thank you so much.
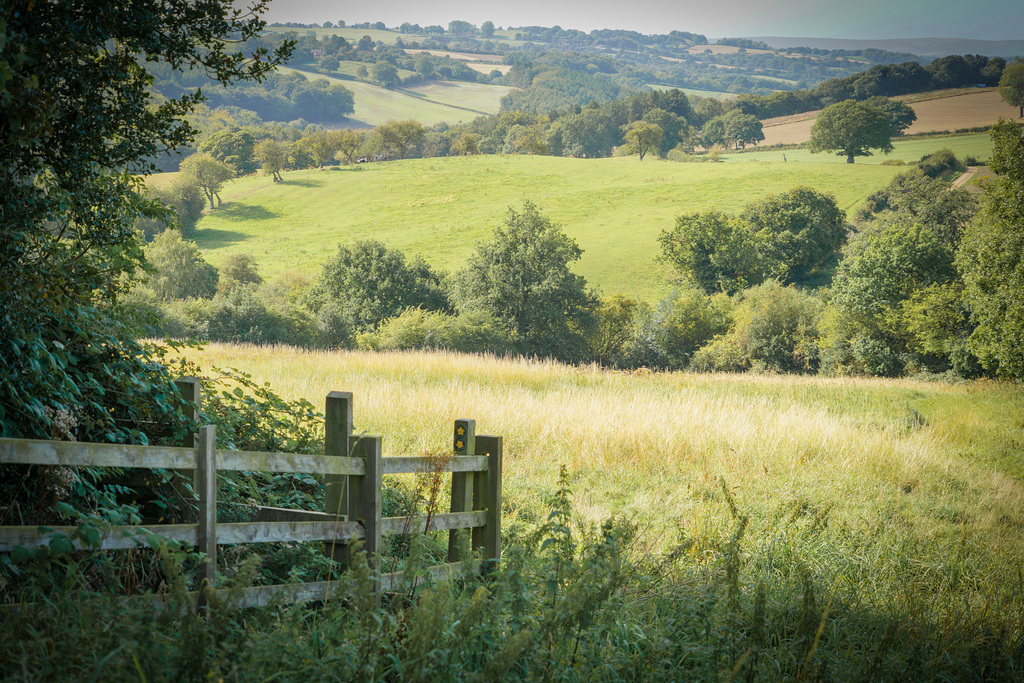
[283,68,515,128]
[186,155,907,302]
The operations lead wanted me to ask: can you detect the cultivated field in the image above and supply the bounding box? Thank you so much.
[759,88,1022,147]
[185,155,903,300]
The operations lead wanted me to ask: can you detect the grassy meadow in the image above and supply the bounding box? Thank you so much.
[173,343,1024,537]
[725,132,995,164]
[187,154,904,301]
[161,342,1024,677]
[283,68,512,127]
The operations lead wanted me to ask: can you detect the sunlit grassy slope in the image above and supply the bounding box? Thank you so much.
[174,343,1024,568]
[189,154,903,301]
[282,68,514,127]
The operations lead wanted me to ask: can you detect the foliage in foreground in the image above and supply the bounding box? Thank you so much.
[3,471,1022,682]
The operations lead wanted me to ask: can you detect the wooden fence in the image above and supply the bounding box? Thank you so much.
[0,387,502,608]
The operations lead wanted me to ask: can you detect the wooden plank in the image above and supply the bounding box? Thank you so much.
[474,435,503,565]
[246,505,342,523]
[383,455,487,474]
[226,562,465,608]
[196,425,217,592]
[0,438,365,475]
[0,524,198,551]
[0,438,195,469]
[381,511,487,537]
[216,520,364,544]
[0,519,364,552]
[449,419,476,562]
[217,449,364,476]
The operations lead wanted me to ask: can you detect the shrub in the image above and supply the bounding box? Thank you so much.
[361,308,516,355]
[691,281,823,373]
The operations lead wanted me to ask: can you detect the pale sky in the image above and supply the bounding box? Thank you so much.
[252,0,1024,40]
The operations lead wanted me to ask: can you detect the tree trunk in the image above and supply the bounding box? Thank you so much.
[847,155,855,164]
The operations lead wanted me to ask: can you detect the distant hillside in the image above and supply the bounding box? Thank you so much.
[747,36,1024,59]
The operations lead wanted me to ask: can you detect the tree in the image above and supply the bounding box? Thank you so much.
[452,133,480,156]
[448,20,476,36]
[808,99,893,163]
[998,60,1024,118]
[659,211,760,295]
[145,230,219,300]
[372,61,400,88]
[453,202,598,361]
[0,0,290,443]
[481,21,496,38]
[865,96,918,136]
[305,240,449,331]
[722,110,764,149]
[957,119,1024,378]
[254,139,289,181]
[334,129,367,165]
[375,120,427,159]
[303,129,342,169]
[198,129,256,175]
[741,186,848,283]
[318,54,340,72]
[179,153,236,209]
[588,295,641,367]
[217,252,263,294]
[701,116,727,149]
[622,121,663,160]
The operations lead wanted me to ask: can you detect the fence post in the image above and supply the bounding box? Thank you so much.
[196,425,218,607]
[348,436,382,589]
[448,419,476,562]
[324,392,353,564]
[474,435,503,568]
[174,377,201,522]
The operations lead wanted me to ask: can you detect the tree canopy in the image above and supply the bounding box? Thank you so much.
[998,60,1024,118]
[0,0,291,441]
[957,119,1024,378]
[179,153,236,209]
[808,99,894,163]
[305,240,449,332]
[453,202,597,361]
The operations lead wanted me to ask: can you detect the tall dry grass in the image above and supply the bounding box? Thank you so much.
[170,343,1024,552]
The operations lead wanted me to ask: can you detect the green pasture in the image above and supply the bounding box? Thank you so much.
[328,61,417,81]
[723,133,994,164]
[398,81,513,114]
[285,68,507,127]
[647,84,738,100]
[186,155,903,301]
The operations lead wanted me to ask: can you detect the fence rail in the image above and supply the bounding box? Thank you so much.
[0,388,502,608]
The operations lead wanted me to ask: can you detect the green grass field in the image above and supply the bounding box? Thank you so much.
[284,68,512,127]
[723,132,994,164]
[186,155,905,301]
